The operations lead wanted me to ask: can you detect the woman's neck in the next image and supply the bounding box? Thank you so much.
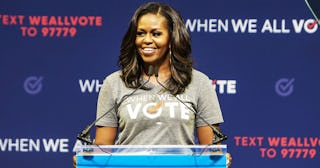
[144,63,171,85]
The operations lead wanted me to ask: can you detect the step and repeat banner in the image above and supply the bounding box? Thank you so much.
[1,0,319,167]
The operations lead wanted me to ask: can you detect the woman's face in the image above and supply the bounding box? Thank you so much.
[135,13,170,66]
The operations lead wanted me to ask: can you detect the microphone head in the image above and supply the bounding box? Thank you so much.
[147,65,154,76]
[154,66,159,77]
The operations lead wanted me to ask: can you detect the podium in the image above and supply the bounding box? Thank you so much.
[76,145,227,168]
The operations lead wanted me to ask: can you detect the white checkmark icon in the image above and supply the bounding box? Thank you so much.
[279,78,295,91]
[28,77,43,89]
[24,76,44,95]
[275,78,295,97]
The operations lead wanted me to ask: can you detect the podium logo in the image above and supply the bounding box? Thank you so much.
[24,76,43,95]
[275,78,295,97]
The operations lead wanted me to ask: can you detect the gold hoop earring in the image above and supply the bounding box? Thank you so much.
[169,50,172,65]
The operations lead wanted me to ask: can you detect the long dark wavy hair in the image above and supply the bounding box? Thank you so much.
[119,2,193,95]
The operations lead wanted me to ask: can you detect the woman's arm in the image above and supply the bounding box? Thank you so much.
[197,124,232,167]
[197,124,218,145]
[94,126,118,145]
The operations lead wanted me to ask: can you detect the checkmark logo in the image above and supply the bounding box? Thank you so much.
[307,20,318,30]
[147,101,164,113]
[24,76,43,95]
[275,78,295,97]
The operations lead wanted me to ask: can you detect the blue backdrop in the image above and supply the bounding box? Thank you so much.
[1,0,319,167]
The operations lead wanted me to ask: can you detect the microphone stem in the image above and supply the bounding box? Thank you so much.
[77,66,154,145]
[154,71,227,144]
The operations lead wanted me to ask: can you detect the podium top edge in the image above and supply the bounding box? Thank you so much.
[75,145,227,155]
[76,144,227,149]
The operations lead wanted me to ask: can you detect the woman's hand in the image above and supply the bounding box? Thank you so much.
[73,155,77,168]
[226,152,232,167]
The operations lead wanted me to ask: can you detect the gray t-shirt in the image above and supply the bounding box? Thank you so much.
[95,69,224,145]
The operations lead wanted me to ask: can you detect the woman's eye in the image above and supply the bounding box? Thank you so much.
[153,32,161,36]
[136,32,145,36]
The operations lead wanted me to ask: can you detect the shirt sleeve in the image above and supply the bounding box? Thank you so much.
[95,75,119,127]
[195,74,224,127]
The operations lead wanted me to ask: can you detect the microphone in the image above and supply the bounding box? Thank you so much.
[77,65,154,145]
[154,66,227,144]
[305,0,320,26]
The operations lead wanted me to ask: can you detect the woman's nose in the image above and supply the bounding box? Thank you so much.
[143,34,153,44]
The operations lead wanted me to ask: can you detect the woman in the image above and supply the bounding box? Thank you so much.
[95,1,224,146]
[74,1,230,167]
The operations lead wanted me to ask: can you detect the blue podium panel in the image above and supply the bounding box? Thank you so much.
[76,145,227,168]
